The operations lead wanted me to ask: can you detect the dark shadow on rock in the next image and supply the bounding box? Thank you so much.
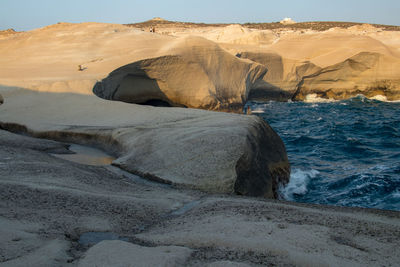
[113,74,175,107]
[237,51,284,81]
[234,118,290,198]
[249,80,293,102]
[238,52,293,101]
[138,99,172,107]
[93,58,184,108]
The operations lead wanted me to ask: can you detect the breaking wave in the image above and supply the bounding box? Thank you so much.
[250,96,400,211]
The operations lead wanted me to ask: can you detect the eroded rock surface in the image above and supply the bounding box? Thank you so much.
[136,196,400,267]
[78,240,192,267]
[238,52,322,101]
[0,89,289,197]
[93,37,267,112]
[239,51,400,101]
[0,126,399,267]
[293,52,400,101]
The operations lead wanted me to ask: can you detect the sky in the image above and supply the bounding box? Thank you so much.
[1,0,399,31]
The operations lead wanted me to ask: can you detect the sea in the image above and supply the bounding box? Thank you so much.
[247,95,400,211]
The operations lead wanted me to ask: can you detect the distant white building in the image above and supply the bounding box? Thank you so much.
[280,18,296,24]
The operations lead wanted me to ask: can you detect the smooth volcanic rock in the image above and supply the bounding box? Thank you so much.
[93,36,267,112]
[78,240,192,267]
[0,89,290,198]
[208,261,251,267]
[136,196,400,266]
[293,52,400,101]
[0,218,71,266]
[112,112,290,197]
[238,52,321,101]
[1,128,399,267]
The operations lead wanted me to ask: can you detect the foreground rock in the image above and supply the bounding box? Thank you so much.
[0,129,201,265]
[93,36,267,112]
[0,88,289,197]
[78,241,192,267]
[1,130,399,266]
[136,196,400,266]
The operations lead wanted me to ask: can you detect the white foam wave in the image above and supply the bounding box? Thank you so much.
[250,108,265,114]
[370,95,388,101]
[369,164,389,171]
[279,169,319,200]
[353,94,400,103]
[304,94,336,103]
[391,190,400,199]
[303,93,400,103]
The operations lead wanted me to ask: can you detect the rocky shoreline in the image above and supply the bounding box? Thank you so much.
[1,20,400,266]
[1,129,399,266]
[0,88,289,197]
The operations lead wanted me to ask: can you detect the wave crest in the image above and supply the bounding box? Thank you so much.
[279,169,319,200]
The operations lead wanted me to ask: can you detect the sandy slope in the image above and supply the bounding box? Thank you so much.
[0,23,174,93]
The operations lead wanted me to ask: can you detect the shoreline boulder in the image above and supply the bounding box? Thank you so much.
[94,37,267,112]
[0,89,290,198]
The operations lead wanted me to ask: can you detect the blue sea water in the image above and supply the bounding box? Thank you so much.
[247,96,400,211]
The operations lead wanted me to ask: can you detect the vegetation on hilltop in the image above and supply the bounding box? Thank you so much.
[126,19,400,31]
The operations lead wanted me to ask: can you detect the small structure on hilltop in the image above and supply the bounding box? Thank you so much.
[280,18,296,24]
[152,17,166,21]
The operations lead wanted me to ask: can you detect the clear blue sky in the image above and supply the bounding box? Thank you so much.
[1,0,399,31]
